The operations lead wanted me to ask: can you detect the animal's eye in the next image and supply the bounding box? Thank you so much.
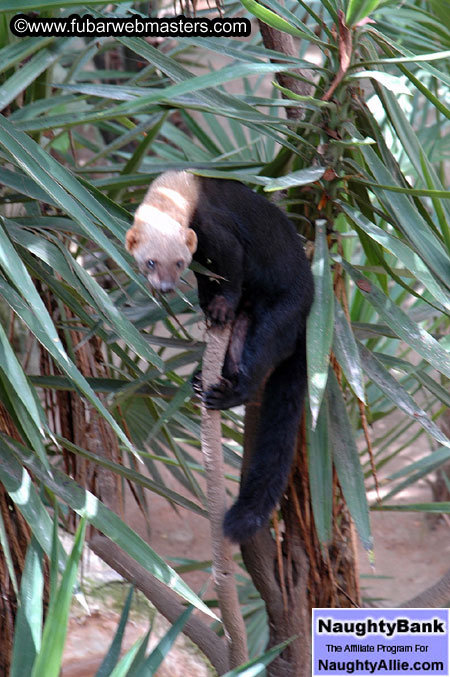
[147,259,156,269]
[176,260,184,270]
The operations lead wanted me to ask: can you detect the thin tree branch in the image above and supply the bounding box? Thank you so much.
[89,534,229,674]
[201,324,249,668]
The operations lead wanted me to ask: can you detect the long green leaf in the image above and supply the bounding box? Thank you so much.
[57,436,207,517]
[32,518,87,677]
[380,503,450,514]
[348,70,412,96]
[374,83,450,239]
[382,446,450,503]
[0,40,68,110]
[390,446,450,482]
[361,146,450,290]
[0,318,46,437]
[184,35,316,66]
[357,342,450,448]
[263,167,325,191]
[146,379,193,443]
[80,62,302,112]
[400,63,450,121]
[10,537,44,677]
[0,167,58,203]
[307,220,334,427]
[0,508,18,595]
[327,370,372,551]
[307,398,332,546]
[343,261,450,380]
[222,639,292,676]
[333,299,366,402]
[241,0,329,46]
[0,379,49,473]
[96,587,134,677]
[0,275,136,456]
[108,633,150,677]
[341,204,450,311]
[125,627,152,675]
[0,36,54,75]
[142,605,194,672]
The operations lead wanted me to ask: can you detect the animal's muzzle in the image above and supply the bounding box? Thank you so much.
[159,281,175,293]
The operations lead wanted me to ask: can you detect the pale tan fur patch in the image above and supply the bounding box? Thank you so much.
[154,186,190,212]
[134,204,182,234]
[140,171,199,229]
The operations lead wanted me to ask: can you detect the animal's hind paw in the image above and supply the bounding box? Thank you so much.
[206,295,235,327]
[203,377,246,410]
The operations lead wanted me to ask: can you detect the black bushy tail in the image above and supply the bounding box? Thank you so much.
[223,338,307,543]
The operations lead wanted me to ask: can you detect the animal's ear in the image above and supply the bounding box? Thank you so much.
[125,226,139,252]
[185,228,198,254]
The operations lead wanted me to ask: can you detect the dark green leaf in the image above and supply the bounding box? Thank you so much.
[307,221,334,427]
[307,398,333,545]
[333,299,366,402]
[327,370,372,551]
[96,587,134,677]
[343,261,450,380]
[358,342,450,448]
[10,537,44,677]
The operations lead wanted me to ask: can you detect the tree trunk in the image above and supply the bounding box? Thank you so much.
[0,404,34,675]
[241,393,360,676]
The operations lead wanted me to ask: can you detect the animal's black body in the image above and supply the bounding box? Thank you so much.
[189,177,314,543]
[126,171,314,543]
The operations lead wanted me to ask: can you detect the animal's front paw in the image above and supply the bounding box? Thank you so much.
[203,377,246,410]
[206,295,235,327]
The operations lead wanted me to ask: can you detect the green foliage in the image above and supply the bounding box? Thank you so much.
[0,0,449,669]
[9,530,218,677]
[307,220,334,426]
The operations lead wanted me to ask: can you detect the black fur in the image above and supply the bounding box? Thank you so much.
[190,177,314,544]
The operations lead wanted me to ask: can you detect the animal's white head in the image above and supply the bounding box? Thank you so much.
[126,204,198,293]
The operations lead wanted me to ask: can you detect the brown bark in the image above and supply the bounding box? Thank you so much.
[258,20,314,120]
[40,297,123,527]
[0,404,33,676]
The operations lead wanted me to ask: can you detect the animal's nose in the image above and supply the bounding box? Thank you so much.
[159,281,174,293]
